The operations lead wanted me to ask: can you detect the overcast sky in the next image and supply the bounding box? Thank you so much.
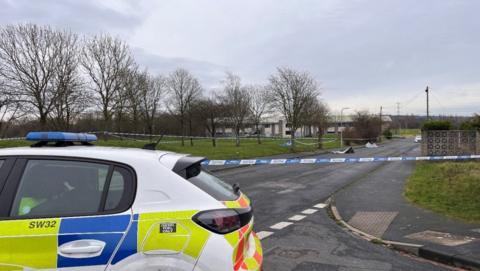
[1,0,479,116]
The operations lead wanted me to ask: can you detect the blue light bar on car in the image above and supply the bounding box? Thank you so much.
[26,132,97,142]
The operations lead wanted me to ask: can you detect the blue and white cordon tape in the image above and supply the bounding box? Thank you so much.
[201,154,480,166]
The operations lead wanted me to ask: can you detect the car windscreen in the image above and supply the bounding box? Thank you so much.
[186,165,238,201]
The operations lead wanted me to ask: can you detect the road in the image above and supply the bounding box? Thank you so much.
[214,139,453,271]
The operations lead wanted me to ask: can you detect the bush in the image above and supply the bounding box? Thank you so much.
[341,111,382,145]
[342,128,355,146]
[422,120,451,131]
[460,114,480,130]
[383,129,393,139]
[351,111,382,143]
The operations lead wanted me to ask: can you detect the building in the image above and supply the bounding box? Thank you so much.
[214,114,323,138]
[327,115,392,133]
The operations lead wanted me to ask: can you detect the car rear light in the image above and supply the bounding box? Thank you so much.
[193,207,252,234]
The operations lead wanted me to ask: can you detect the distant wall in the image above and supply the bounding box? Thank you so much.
[422,130,479,156]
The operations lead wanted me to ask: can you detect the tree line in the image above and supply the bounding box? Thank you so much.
[0,24,328,147]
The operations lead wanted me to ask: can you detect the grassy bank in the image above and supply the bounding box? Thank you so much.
[405,161,480,223]
[397,128,421,137]
[0,135,340,160]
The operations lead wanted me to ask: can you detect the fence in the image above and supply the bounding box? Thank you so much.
[422,130,479,156]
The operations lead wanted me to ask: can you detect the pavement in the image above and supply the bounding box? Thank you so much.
[333,142,480,270]
[211,139,463,270]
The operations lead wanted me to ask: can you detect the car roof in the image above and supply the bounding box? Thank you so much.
[0,146,189,168]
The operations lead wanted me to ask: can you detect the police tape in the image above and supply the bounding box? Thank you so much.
[0,137,26,141]
[93,131,340,142]
[201,154,480,166]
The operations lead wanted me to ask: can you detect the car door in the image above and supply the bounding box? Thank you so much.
[0,157,136,270]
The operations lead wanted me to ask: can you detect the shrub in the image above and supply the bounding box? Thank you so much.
[341,111,382,145]
[342,127,355,146]
[351,111,382,143]
[383,129,393,139]
[422,120,451,131]
[460,114,480,130]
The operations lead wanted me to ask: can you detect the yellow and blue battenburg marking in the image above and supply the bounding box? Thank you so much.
[112,211,212,265]
[0,214,130,269]
[57,215,131,267]
[1,209,259,269]
[0,211,212,269]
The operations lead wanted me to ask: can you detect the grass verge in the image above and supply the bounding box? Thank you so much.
[405,161,480,224]
[397,128,421,137]
[0,136,340,160]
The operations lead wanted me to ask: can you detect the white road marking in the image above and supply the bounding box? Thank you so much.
[302,208,318,215]
[256,231,274,240]
[314,203,327,209]
[277,188,295,194]
[270,221,293,230]
[289,215,306,221]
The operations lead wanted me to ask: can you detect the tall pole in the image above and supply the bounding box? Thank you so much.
[340,107,350,148]
[396,102,401,134]
[425,86,430,120]
[379,106,383,142]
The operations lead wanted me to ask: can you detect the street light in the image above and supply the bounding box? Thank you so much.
[340,107,351,130]
[340,107,351,148]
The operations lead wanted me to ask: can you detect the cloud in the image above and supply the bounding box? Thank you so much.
[327,83,480,116]
[0,0,146,36]
[132,48,228,88]
[1,0,479,115]
[130,0,480,114]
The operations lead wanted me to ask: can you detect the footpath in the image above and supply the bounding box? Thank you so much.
[331,146,480,270]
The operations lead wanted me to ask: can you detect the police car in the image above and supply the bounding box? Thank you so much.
[0,132,262,271]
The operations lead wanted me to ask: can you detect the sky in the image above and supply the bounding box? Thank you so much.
[1,0,479,116]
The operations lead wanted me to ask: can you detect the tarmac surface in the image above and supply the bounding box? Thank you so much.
[334,141,480,269]
[212,139,466,271]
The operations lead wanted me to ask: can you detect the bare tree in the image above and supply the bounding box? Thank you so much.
[0,24,67,129]
[267,67,320,149]
[113,73,130,132]
[166,68,202,146]
[51,86,90,131]
[0,83,23,137]
[81,34,134,131]
[221,73,251,147]
[195,95,225,147]
[246,84,270,144]
[120,66,143,132]
[50,30,89,130]
[140,74,165,135]
[303,99,329,148]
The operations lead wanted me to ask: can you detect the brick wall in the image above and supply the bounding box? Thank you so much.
[422,130,478,156]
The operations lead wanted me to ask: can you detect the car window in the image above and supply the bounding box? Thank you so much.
[10,160,110,217]
[186,166,238,201]
[105,169,126,211]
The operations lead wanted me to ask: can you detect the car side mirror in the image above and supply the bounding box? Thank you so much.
[232,183,240,195]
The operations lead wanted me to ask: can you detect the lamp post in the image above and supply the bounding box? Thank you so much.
[340,107,350,148]
[425,86,430,120]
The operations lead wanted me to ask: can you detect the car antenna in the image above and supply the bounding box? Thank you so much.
[142,135,164,150]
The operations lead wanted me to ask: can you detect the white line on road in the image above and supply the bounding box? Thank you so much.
[270,221,293,230]
[256,231,274,240]
[289,215,307,221]
[301,208,318,215]
[277,188,295,194]
[314,203,327,209]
